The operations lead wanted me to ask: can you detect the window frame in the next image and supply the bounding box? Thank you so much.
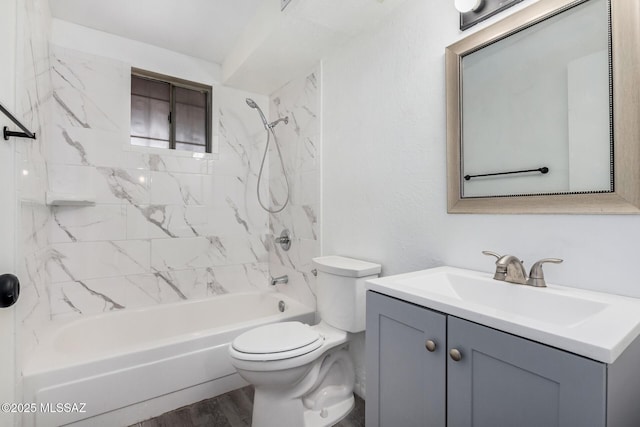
[131,68,213,154]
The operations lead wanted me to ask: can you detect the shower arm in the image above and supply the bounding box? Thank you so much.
[268,117,289,129]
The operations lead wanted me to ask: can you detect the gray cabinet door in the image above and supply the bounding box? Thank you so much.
[365,291,446,427]
[447,316,606,427]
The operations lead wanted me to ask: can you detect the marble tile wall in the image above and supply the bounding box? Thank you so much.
[15,0,54,366]
[11,3,321,414]
[268,68,320,309]
[13,20,319,357]
[45,45,271,320]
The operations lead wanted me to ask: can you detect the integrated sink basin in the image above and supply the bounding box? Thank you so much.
[366,266,640,363]
[396,269,608,327]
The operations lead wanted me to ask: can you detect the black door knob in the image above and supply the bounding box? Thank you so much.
[0,274,20,308]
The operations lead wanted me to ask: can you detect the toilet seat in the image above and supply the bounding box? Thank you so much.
[230,322,325,362]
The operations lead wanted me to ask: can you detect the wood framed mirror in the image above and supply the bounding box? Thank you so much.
[446,0,640,214]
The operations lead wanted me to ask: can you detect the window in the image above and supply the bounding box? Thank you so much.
[130,69,212,153]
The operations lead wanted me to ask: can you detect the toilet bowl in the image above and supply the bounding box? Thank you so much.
[228,255,381,427]
[229,321,354,427]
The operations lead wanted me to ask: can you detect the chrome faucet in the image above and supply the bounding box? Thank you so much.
[270,275,289,286]
[483,251,563,287]
[483,251,528,284]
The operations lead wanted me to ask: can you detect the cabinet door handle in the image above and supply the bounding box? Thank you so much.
[449,348,462,362]
[425,340,437,352]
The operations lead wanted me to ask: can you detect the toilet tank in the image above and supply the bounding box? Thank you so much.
[312,256,381,333]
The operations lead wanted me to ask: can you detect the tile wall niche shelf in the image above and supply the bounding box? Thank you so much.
[45,192,96,206]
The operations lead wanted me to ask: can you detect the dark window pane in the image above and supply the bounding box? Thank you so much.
[130,72,210,153]
[131,76,171,143]
[174,86,206,107]
[174,87,207,146]
[131,76,170,101]
[131,95,170,141]
[175,103,206,145]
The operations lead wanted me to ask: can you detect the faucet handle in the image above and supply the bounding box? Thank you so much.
[527,258,563,287]
[482,251,502,261]
[482,251,507,281]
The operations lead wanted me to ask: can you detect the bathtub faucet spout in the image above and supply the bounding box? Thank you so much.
[270,275,289,286]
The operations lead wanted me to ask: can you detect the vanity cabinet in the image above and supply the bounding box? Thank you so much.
[366,291,640,427]
[446,315,604,427]
[365,289,447,426]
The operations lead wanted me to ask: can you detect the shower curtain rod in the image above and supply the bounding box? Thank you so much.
[0,100,36,140]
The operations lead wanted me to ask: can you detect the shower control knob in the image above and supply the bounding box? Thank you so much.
[275,229,292,251]
[0,274,20,308]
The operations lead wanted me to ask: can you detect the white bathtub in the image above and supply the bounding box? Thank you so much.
[23,292,314,427]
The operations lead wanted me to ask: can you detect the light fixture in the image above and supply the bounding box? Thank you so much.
[455,0,483,13]
[457,0,524,30]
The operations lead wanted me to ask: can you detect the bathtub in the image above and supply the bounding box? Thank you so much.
[22,292,314,427]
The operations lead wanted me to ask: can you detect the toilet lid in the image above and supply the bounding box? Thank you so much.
[231,322,323,361]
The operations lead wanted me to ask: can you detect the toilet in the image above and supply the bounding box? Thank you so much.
[228,255,381,427]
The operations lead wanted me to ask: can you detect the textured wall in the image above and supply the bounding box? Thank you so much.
[321,0,640,397]
[44,45,272,320]
[322,0,640,298]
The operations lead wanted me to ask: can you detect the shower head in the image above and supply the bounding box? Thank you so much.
[246,98,268,129]
[249,98,291,214]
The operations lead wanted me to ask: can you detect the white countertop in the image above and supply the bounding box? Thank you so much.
[366,266,640,364]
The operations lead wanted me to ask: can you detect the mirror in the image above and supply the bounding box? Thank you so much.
[446,0,640,214]
[463,0,611,198]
